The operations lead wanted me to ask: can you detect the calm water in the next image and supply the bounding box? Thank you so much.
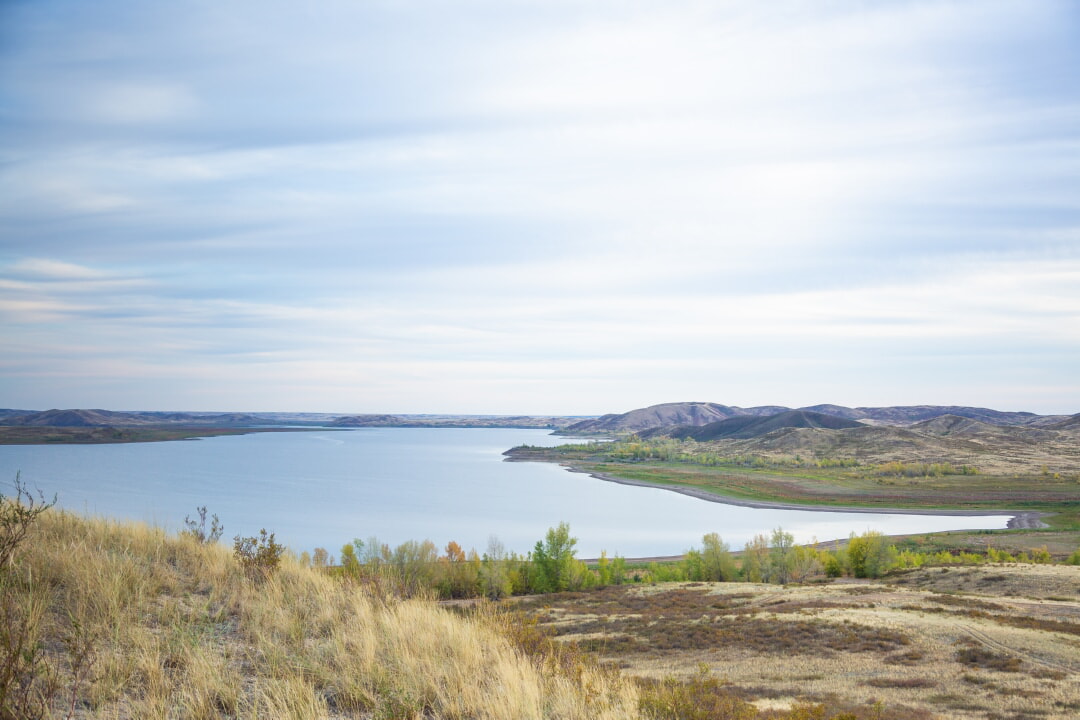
[0,428,1011,557]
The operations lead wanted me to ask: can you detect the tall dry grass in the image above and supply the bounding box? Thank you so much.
[6,508,640,719]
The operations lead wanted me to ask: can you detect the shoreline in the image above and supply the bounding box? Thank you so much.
[563,466,1049,530]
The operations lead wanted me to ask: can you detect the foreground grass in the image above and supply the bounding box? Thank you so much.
[7,507,918,720]
[4,509,639,719]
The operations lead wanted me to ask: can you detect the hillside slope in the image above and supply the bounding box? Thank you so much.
[3,508,636,719]
[564,402,783,434]
[645,410,864,441]
[566,402,1063,434]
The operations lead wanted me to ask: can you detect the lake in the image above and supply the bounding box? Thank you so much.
[0,428,1012,558]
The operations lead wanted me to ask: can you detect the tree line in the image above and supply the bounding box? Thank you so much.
[299,522,1079,600]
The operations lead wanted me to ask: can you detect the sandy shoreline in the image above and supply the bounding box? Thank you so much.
[563,466,1049,531]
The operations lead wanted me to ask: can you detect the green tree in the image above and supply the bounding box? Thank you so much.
[596,551,612,586]
[701,533,736,581]
[610,554,627,585]
[682,548,704,581]
[846,530,896,578]
[769,528,795,584]
[531,522,578,593]
[742,534,769,583]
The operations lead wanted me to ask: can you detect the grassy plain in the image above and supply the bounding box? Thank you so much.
[514,565,1080,720]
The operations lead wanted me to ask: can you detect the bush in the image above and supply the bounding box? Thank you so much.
[1,476,58,720]
[0,476,54,569]
[233,529,284,579]
[181,505,223,544]
[639,666,756,720]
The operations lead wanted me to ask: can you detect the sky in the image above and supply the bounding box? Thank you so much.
[1,0,1078,416]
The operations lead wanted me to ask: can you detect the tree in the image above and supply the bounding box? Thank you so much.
[391,539,439,596]
[340,543,361,579]
[531,522,578,593]
[769,528,795,585]
[609,554,627,585]
[701,533,736,582]
[846,530,896,578]
[479,536,513,600]
[742,534,769,583]
[438,541,478,598]
[597,551,612,586]
[789,545,823,583]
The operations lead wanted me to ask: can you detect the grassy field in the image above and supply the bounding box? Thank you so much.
[513,565,1080,720]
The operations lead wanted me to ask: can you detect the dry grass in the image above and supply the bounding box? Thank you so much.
[10,507,1080,719]
[514,567,1080,720]
[6,509,640,719]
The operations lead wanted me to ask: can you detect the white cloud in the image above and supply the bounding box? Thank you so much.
[0,0,1077,413]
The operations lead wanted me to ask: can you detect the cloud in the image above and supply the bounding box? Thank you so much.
[0,0,1078,413]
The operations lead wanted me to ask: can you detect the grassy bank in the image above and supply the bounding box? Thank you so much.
[508,444,1080,530]
[2,503,638,719]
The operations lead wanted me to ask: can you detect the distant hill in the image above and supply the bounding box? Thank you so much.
[1048,413,1080,431]
[6,409,273,427]
[9,409,145,426]
[851,405,1044,426]
[1,409,583,430]
[563,402,784,434]
[331,414,579,429]
[0,409,34,422]
[643,410,864,441]
[564,401,1063,434]
[331,414,406,427]
[908,414,1059,443]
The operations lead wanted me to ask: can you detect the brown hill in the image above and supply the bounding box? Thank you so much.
[1049,413,1080,431]
[702,420,1080,474]
[851,405,1044,425]
[643,410,864,441]
[568,402,1063,435]
[564,402,787,434]
[9,408,138,426]
[910,414,1060,443]
[6,409,266,427]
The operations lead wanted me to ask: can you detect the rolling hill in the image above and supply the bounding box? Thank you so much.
[563,401,1066,434]
[641,410,864,440]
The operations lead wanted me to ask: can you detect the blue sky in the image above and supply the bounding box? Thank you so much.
[1,0,1078,415]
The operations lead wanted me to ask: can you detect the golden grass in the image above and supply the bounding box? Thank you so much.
[6,509,640,719]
